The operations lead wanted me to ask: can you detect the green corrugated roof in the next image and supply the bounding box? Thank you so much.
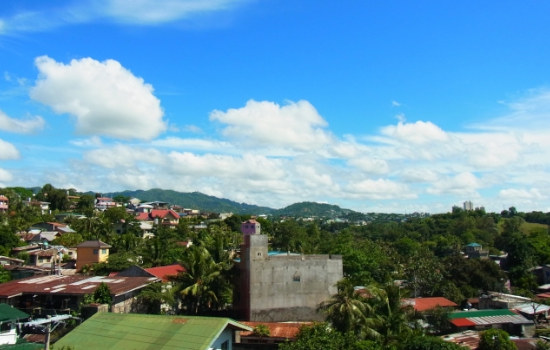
[54,312,251,350]
[448,309,516,319]
[0,304,29,323]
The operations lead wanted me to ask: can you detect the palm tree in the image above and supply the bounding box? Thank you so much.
[174,246,229,315]
[319,278,379,337]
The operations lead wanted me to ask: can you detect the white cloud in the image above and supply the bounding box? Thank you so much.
[348,157,390,175]
[380,120,449,145]
[0,168,13,183]
[427,172,481,196]
[0,139,19,160]
[210,99,332,153]
[0,110,44,134]
[69,136,103,148]
[0,0,250,36]
[152,137,234,152]
[104,0,249,24]
[498,188,545,201]
[345,178,416,200]
[30,56,166,140]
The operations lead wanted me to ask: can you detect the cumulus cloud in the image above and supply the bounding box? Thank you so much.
[0,168,13,183]
[380,120,449,145]
[345,178,416,200]
[30,56,166,140]
[427,172,481,196]
[0,139,19,160]
[0,110,44,134]
[210,99,332,153]
[499,188,545,201]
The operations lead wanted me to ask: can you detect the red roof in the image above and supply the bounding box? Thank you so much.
[145,264,185,282]
[240,322,310,340]
[450,318,476,327]
[405,297,457,312]
[151,209,179,219]
[0,274,158,298]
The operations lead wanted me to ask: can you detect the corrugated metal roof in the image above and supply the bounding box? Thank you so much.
[0,274,158,298]
[449,309,516,319]
[55,312,252,350]
[0,303,29,322]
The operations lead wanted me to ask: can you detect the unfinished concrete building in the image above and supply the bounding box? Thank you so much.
[236,222,343,322]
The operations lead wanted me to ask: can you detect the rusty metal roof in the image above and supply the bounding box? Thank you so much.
[0,274,158,298]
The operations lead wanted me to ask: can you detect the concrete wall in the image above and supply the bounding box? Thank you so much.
[239,234,343,322]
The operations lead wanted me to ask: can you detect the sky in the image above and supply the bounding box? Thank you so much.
[1,1,550,214]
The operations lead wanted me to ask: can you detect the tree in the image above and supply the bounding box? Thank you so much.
[174,246,229,315]
[478,329,517,350]
[136,282,175,314]
[318,278,372,336]
[400,335,467,349]
[279,323,364,350]
[93,282,112,305]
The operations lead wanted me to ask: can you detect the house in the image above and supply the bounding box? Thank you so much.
[95,197,116,210]
[54,312,252,350]
[22,199,50,215]
[0,304,30,346]
[0,274,159,314]
[76,240,111,271]
[478,291,532,310]
[29,221,75,235]
[403,297,457,312]
[464,242,488,259]
[0,195,8,213]
[236,222,343,322]
[448,309,534,337]
[135,209,180,227]
[116,264,185,282]
[237,321,308,349]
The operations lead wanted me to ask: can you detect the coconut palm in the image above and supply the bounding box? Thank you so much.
[319,278,379,338]
[174,245,229,315]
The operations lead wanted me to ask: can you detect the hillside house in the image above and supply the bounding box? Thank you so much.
[95,197,116,210]
[0,195,8,213]
[136,208,180,227]
[76,240,111,271]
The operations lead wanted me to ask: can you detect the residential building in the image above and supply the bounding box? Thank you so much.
[463,201,473,211]
[448,309,534,337]
[76,240,111,271]
[95,197,116,210]
[236,222,343,322]
[241,219,261,236]
[464,242,489,259]
[0,195,8,213]
[403,297,457,312]
[0,274,159,314]
[135,208,180,227]
[54,312,252,350]
[0,304,31,346]
[237,321,308,349]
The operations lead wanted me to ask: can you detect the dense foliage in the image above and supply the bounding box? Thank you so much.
[3,184,550,347]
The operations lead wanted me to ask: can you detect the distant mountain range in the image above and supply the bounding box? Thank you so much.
[102,188,360,219]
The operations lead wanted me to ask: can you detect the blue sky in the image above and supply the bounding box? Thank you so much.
[1,0,550,214]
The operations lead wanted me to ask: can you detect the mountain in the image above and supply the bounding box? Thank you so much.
[102,189,359,218]
[275,201,358,218]
[103,189,275,215]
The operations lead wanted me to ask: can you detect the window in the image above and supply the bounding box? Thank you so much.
[221,340,229,350]
[93,249,98,255]
[101,249,107,254]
